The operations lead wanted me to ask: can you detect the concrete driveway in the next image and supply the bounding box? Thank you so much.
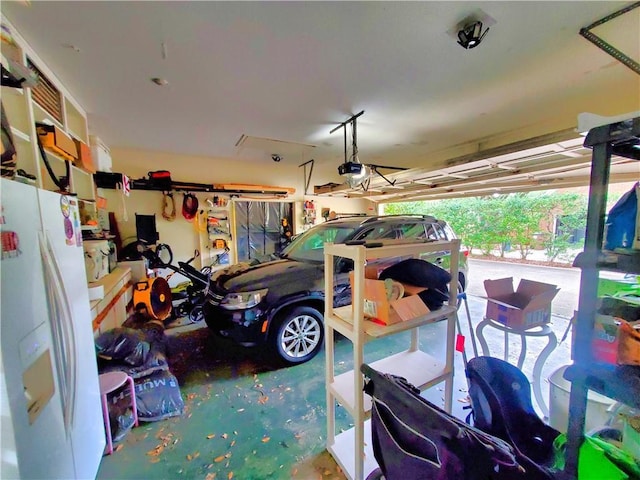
[466,258,580,319]
[440,257,581,421]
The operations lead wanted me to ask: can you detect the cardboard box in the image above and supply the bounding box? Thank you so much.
[36,124,78,162]
[350,272,430,325]
[73,139,96,173]
[592,315,640,365]
[90,136,112,172]
[484,277,559,329]
[592,314,620,364]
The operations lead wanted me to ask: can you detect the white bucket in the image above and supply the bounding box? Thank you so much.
[548,365,616,433]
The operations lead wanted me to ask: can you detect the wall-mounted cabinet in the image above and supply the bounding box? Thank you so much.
[2,20,96,227]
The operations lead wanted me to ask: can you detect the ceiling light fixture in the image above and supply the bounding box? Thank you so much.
[457,20,489,49]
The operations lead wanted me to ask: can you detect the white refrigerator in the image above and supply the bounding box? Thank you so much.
[0,178,105,479]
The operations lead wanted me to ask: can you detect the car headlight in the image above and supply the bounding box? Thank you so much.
[220,289,268,310]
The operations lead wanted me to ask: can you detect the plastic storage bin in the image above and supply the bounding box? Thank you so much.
[548,365,616,433]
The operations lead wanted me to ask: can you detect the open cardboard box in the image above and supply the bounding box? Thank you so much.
[350,271,430,325]
[484,277,559,329]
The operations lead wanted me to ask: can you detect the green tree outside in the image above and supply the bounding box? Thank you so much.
[383,192,589,262]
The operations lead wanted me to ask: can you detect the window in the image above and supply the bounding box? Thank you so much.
[284,225,356,262]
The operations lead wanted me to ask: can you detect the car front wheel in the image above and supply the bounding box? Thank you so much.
[272,306,324,365]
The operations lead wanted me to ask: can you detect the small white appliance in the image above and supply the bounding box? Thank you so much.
[83,239,110,282]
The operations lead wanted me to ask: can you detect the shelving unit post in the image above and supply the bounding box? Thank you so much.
[564,116,640,478]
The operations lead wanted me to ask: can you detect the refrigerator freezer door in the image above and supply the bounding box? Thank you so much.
[0,179,75,479]
[37,188,105,479]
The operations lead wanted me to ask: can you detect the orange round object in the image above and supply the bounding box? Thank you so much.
[133,277,172,320]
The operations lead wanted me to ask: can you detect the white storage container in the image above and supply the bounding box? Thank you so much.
[89,136,112,172]
[548,365,616,433]
[83,240,110,283]
[116,260,147,283]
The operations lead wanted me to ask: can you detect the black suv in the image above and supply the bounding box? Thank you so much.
[203,215,468,365]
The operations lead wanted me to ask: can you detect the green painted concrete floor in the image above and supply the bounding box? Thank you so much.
[96,295,572,480]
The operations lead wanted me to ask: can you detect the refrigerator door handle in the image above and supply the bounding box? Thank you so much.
[39,233,69,421]
[40,232,78,434]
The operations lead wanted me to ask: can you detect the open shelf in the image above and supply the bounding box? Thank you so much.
[329,349,448,416]
[564,363,640,410]
[32,101,64,130]
[563,114,640,478]
[573,250,640,275]
[328,420,378,480]
[324,239,460,480]
[1,85,31,135]
[64,97,88,143]
[2,19,94,197]
[331,304,456,339]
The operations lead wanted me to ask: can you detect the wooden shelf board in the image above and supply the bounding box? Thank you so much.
[325,239,452,261]
[2,85,24,96]
[328,419,378,480]
[329,350,448,415]
[10,126,31,143]
[330,304,456,339]
[32,102,64,129]
[89,267,131,316]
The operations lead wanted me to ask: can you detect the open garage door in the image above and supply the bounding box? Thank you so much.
[314,125,639,203]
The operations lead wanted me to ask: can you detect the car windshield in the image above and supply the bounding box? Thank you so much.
[281,224,358,262]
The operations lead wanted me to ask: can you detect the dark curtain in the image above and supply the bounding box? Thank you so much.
[234,201,293,262]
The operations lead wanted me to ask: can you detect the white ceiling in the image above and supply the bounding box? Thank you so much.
[2,1,639,200]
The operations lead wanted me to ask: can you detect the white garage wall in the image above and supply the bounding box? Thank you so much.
[103,147,375,268]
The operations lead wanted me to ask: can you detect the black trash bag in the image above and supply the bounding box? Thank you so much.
[380,259,451,310]
[418,288,450,311]
[98,350,169,379]
[604,182,638,250]
[379,258,451,288]
[106,383,136,443]
[134,370,185,422]
[96,324,169,379]
[599,296,640,322]
[96,328,150,366]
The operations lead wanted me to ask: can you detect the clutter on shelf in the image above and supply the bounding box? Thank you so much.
[94,170,295,196]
